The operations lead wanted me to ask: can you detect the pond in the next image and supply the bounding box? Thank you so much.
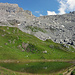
[0,62,72,74]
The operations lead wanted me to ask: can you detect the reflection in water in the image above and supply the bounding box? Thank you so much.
[43,67,47,69]
[0,62,72,74]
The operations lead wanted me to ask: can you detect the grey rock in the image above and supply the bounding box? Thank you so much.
[8,40,11,43]
[43,50,47,53]
[5,43,7,45]
[7,19,20,26]
[22,42,28,50]
[22,49,25,52]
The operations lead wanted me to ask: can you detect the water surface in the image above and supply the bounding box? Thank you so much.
[0,62,72,74]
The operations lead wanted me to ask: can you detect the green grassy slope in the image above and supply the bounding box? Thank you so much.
[0,26,75,60]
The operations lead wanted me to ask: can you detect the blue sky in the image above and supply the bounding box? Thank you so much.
[0,0,75,17]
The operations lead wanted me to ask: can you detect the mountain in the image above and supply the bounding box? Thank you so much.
[0,3,75,75]
[0,3,75,46]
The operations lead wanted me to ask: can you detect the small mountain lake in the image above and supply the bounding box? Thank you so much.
[0,62,73,74]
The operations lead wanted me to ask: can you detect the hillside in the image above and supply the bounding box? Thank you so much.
[0,26,75,60]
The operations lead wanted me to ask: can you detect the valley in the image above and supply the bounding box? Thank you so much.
[0,3,75,75]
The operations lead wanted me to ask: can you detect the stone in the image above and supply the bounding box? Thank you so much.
[24,10,32,16]
[18,45,21,48]
[43,50,47,53]
[13,41,15,44]
[72,51,74,52]
[22,42,28,50]
[7,27,9,29]
[2,35,4,37]
[5,43,7,45]
[17,61,20,63]
[17,36,19,39]
[7,19,20,26]
[8,40,11,43]
[3,30,5,32]
[17,45,21,49]
[26,64,28,65]
[26,55,28,57]
[49,45,54,48]
[43,67,47,69]
[22,49,25,52]
[8,32,10,34]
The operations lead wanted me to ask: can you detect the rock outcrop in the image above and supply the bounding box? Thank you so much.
[0,3,75,46]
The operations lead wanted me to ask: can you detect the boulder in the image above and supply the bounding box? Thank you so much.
[22,42,28,50]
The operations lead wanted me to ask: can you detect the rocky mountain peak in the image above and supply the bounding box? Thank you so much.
[24,10,32,16]
[0,3,33,16]
[0,3,18,7]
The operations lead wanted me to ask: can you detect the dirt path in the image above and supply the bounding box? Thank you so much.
[63,66,75,75]
[0,59,75,63]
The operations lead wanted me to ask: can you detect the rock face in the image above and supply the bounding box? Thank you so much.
[0,3,75,45]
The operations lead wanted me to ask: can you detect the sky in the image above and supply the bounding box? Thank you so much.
[0,0,75,17]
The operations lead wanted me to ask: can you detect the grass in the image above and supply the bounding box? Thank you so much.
[0,62,73,74]
[71,69,75,75]
[25,26,46,33]
[0,26,75,60]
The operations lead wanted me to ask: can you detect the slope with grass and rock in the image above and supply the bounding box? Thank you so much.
[0,26,75,60]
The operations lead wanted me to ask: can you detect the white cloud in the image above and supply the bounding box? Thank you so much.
[34,11,43,16]
[58,0,66,14]
[47,11,56,15]
[40,14,43,16]
[67,0,75,11]
[58,0,75,14]
[35,11,40,13]
[47,0,75,15]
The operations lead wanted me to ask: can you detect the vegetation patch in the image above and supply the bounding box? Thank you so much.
[25,26,46,33]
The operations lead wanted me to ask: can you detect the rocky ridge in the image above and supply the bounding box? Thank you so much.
[0,3,75,46]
